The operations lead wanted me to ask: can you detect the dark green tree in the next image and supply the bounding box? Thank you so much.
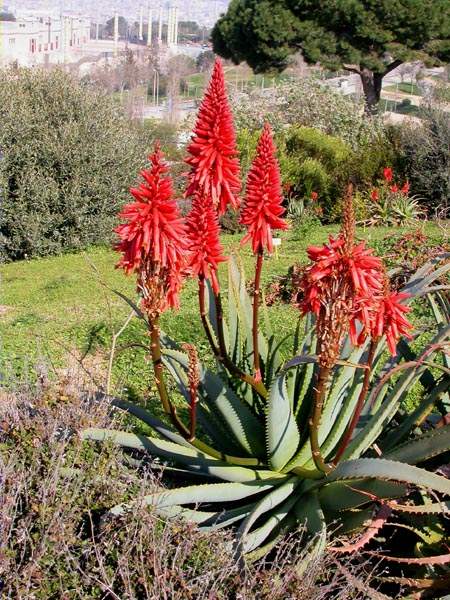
[104,15,128,39]
[0,11,16,21]
[212,0,449,113]
[196,50,216,72]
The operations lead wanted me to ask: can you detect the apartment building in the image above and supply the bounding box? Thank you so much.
[0,14,90,67]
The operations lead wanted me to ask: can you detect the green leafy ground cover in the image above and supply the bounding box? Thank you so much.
[384,82,423,96]
[1,223,442,397]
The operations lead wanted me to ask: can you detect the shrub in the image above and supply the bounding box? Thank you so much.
[219,208,244,233]
[230,78,389,151]
[0,67,152,261]
[279,126,393,221]
[394,106,450,215]
[280,127,350,218]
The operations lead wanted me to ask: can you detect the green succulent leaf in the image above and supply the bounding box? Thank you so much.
[403,254,450,296]
[343,363,431,461]
[206,279,230,350]
[319,479,406,512]
[109,480,284,516]
[163,349,265,456]
[267,373,300,471]
[294,490,326,535]
[155,502,256,530]
[81,428,282,483]
[237,477,301,554]
[295,526,327,578]
[328,458,450,496]
[386,423,450,464]
[110,397,193,448]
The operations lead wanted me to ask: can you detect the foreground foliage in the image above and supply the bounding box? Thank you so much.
[1,386,382,599]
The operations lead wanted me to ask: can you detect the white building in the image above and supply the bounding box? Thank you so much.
[0,14,91,67]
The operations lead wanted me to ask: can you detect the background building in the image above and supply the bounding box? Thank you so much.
[0,14,90,67]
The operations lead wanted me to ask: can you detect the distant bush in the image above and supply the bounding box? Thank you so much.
[276,126,394,220]
[230,78,389,151]
[219,208,244,233]
[237,122,396,222]
[394,106,450,215]
[0,67,152,261]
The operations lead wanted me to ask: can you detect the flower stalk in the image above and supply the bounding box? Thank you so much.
[182,343,200,442]
[332,338,378,464]
[309,365,333,474]
[252,250,264,382]
[149,318,190,438]
[198,275,268,398]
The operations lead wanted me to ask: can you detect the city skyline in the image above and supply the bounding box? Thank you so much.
[2,0,230,26]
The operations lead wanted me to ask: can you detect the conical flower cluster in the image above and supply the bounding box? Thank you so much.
[115,145,187,314]
[301,236,384,366]
[185,59,241,215]
[186,193,227,294]
[240,123,288,254]
[300,187,413,359]
[300,188,386,366]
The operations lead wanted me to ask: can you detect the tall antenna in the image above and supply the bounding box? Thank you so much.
[147,5,153,46]
[139,5,144,40]
[158,5,163,44]
[113,10,119,55]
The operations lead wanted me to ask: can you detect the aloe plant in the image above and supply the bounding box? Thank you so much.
[82,250,450,564]
[82,61,450,582]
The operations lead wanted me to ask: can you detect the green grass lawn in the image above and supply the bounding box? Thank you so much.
[380,98,420,116]
[0,223,442,398]
[185,67,291,98]
[384,82,423,96]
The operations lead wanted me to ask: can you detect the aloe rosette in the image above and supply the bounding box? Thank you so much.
[83,251,450,562]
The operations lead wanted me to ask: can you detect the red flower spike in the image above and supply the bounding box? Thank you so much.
[401,181,410,195]
[311,191,319,202]
[115,144,187,313]
[240,123,289,254]
[185,59,241,215]
[370,189,379,202]
[390,184,399,193]
[186,193,227,294]
[372,291,413,356]
[383,167,393,183]
[300,235,384,365]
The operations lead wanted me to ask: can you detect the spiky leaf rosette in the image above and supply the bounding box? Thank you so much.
[185,59,241,215]
[186,192,227,294]
[240,123,289,255]
[115,144,187,314]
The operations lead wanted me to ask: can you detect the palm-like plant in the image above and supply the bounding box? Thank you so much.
[82,62,450,577]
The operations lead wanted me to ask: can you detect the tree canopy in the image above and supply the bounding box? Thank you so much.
[213,0,449,72]
[212,0,449,110]
[105,16,128,39]
[0,11,16,21]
